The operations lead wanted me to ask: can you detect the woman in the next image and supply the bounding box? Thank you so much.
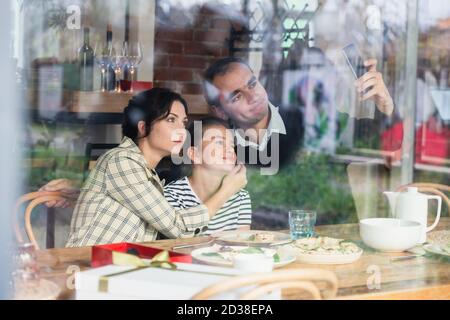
[164,117,251,235]
[66,88,246,247]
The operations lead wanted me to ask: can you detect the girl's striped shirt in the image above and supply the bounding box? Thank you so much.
[164,177,252,235]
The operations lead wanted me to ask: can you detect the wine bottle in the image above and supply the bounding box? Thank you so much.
[105,24,116,91]
[78,27,94,91]
[122,1,131,81]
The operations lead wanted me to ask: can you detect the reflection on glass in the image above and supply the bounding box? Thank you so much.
[13,0,450,240]
[12,243,39,298]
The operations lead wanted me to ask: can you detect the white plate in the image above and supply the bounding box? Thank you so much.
[213,230,291,246]
[423,243,450,257]
[279,245,363,265]
[191,245,296,268]
[427,230,450,246]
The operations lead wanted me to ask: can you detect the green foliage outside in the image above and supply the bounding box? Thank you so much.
[245,153,358,225]
[27,146,85,190]
[26,124,85,190]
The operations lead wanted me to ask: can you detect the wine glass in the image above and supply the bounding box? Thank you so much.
[94,41,111,92]
[12,243,40,298]
[125,41,143,92]
[109,42,128,92]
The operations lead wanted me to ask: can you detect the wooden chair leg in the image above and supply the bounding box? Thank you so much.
[46,207,56,248]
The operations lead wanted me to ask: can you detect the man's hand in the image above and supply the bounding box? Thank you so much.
[39,179,80,208]
[355,59,394,116]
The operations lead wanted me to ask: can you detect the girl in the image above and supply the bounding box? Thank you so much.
[164,117,252,235]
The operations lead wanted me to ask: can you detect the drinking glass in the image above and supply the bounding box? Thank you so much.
[110,42,128,92]
[11,243,40,297]
[125,41,143,92]
[289,209,316,239]
[12,243,60,299]
[94,41,110,92]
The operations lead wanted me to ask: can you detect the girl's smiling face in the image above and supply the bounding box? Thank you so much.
[190,124,236,173]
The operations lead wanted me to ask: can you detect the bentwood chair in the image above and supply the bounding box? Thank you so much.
[191,269,338,300]
[83,143,118,181]
[396,183,450,214]
[14,191,69,250]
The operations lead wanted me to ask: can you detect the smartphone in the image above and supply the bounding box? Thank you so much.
[342,43,367,79]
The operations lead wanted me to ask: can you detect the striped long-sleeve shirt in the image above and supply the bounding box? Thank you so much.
[164,177,252,236]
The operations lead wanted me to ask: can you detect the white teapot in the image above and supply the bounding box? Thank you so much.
[383,187,441,243]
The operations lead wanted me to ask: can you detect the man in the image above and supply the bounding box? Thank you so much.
[202,56,394,174]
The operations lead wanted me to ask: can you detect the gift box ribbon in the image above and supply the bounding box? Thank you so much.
[98,250,176,293]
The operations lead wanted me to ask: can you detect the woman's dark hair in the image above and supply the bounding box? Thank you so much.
[122,87,188,142]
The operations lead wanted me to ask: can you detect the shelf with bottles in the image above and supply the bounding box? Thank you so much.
[26,18,209,120]
[27,89,209,116]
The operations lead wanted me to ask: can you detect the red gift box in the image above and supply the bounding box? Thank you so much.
[91,242,192,267]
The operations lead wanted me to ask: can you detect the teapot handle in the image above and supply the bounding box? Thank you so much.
[426,195,442,232]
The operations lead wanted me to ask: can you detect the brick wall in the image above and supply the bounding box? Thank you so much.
[153,3,244,115]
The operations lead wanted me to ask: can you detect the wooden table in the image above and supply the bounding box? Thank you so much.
[36,218,450,300]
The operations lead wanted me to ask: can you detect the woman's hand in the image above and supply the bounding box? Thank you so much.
[221,164,248,197]
[203,164,247,219]
[39,179,80,208]
[355,59,394,116]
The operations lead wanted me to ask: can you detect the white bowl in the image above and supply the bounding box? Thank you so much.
[359,218,422,252]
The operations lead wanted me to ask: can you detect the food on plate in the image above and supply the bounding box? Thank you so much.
[215,231,290,245]
[247,233,275,242]
[428,242,450,255]
[428,231,450,253]
[276,236,363,264]
[425,231,450,255]
[294,237,361,255]
[200,245,280,262]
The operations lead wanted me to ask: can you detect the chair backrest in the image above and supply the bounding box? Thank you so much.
[14,191,67,250]
[191,268,338,300]
[396,183,450,214]
[84,143,118,181]
[396,183,450,193]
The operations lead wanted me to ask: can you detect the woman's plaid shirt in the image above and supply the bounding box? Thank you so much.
[66,137,209,247]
